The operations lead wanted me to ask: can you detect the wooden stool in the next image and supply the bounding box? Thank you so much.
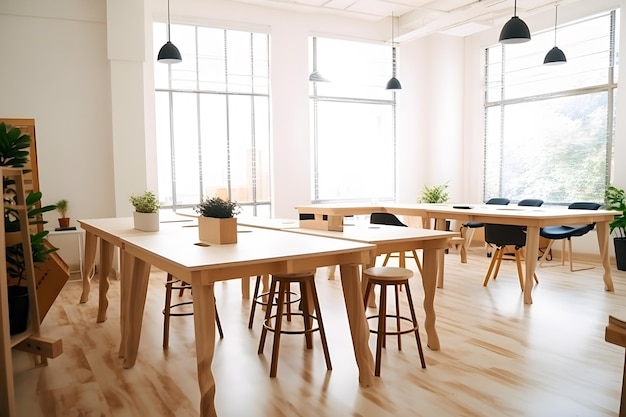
[248,274,300,329]
[363,266,426,376]
[163,273,223,349]
[258,272,331,377]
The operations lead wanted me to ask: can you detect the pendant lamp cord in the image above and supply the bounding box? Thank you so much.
[553,4,559,46]
[391,13,395,76]
[166,0,172,41]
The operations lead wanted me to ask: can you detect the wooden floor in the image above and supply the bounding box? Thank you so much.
[12,249,626,417]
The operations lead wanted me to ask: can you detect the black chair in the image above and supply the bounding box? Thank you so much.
[482,199,543,290]
[370,213,423,276]
[539,202,602,272]
[460,197,510,256]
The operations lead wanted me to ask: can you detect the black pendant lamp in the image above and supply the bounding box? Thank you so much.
[544,5,567,65]
[385,13,401,90]
[499,0,531,44]
[157,0,182,64]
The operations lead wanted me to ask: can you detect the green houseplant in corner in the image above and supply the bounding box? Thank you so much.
[130,191,160,232]
[194,196,241,244]
[604,185,626,271]
[1,122,58,334]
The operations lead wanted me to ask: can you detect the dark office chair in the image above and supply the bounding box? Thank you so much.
[460,197,510,257]
[370,212,423,276]
[539,202,602,272]
[482,199,543,290]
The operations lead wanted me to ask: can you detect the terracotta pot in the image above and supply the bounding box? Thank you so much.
[58,217,70,228]
[198,216,237,244]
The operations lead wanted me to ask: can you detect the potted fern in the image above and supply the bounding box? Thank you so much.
[130,191,160,232]
[417,182,450,203]
[194,196,241,244]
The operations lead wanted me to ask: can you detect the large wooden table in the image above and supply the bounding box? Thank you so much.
[295,203,619,304]
[77,216,197,322]
[285,224,458,351]
[118,225,376,417]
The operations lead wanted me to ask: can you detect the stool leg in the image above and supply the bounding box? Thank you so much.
[300,280,314,349]
[163,274,173,349]
[375,284,387,377]
[394,284,401,350]
[248,275,262,329]
[308,277,332,371]
[215,300,224,339]
[269,279,288,378]
[404,283,426,369]
[258,277,278,355]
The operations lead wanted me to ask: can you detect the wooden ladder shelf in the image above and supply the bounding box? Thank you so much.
[0,168,63,417]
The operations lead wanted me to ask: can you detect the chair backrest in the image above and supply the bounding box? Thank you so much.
[568,202,602,210]
[518,199,544,207]
[484,224,528,247]
[485,197,510,205]
[370,212,407,227]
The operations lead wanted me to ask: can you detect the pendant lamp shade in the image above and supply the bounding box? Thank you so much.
[309,38,330,82]
[158,41,182,64]
[158,0,182,64]
[309,71,330,82]
[499,0,531,44]
[543,5,566,65]
[385,14,401,90]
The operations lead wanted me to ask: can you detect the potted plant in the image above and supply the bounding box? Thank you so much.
[194,196,241,244]
[55,199,70,229]
[130,191,160,232]
[417,182,450,203]
[605,185,626,270]
[1,122,58,333]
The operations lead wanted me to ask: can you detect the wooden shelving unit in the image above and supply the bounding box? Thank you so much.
[0,168,62,417]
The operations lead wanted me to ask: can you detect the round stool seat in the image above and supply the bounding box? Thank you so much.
[363,266,413,282]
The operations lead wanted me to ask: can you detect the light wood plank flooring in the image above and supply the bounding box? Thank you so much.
[12,249,626,417]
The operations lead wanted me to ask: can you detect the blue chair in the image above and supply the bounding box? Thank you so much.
[539,202,602,272]
[483,199,543,290]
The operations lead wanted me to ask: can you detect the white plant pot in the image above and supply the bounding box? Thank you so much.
[133,211,160,232]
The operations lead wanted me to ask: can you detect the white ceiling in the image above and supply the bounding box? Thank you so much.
[229,0,587,42]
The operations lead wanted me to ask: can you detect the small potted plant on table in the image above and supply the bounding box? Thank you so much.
[130,191,160,232]
[195,196,241,244]
[55,199,70,229]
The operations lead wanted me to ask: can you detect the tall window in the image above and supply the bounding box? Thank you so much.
[310,37,396,202]
[484,10,619,205]
[154,23,271,216]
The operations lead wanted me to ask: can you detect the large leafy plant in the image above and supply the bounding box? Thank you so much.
[1,122,58,285]
[605,185,626,238]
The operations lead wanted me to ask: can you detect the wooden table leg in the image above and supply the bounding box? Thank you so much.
[523,226,540,304]
[241,276,250,299]
[79,232,98,303]
[421,247,440,350]
[97,240,115,323]
[122,256,151,369]
[118,249,133,359]
[434,218,446,288]
[596,221,615,292]
[340,264,374,387]
[191,275,217,417]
